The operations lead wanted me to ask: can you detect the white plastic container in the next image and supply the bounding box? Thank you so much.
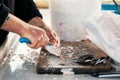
[49,0,101,41]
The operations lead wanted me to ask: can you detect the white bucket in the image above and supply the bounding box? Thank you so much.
[49,0,101,41]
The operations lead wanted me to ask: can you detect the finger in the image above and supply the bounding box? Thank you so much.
[53,33,60,46]
[27,35,43,48]
[50,32,58,42]
[27,42,38,48]
[49,36,56,43]
[36,33,49,48]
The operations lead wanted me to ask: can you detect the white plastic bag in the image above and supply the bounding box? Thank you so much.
[83,11,120,63]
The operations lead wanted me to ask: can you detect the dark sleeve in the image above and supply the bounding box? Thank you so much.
[14,0,43,22]
[0,0,9,27]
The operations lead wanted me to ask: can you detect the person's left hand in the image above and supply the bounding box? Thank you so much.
[43,26,60,46]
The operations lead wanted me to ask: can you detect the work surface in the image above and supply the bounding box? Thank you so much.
[0,39,120,80]
[0,9,120,80]
[0,35,120,80]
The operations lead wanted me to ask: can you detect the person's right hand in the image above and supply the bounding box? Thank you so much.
[20,24,49,49]
[1,14,49,49]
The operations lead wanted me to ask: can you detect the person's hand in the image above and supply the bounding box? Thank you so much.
[42,26,60,46]
[28,17,60,47]
[1,14,49,49]
[20,24,49,48]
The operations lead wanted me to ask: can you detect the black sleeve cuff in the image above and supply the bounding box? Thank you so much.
[14,0,43,22]
[0,4,9,27]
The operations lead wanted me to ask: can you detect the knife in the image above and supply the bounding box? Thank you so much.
[91,71,120,78]
[19,37,62,57]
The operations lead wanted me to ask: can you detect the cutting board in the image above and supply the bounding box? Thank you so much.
[37,40,112,74]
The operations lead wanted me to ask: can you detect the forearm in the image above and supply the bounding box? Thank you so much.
[1,14,27,35]
[28,16,46,28]
[28,16,51,32]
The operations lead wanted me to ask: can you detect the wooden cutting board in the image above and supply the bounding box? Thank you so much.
[37,40,112,74]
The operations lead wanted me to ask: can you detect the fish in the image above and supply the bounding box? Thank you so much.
[45,43,63,57]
